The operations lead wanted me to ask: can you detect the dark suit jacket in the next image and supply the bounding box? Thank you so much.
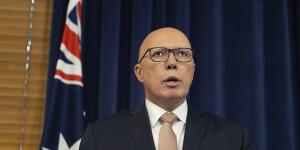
[79,106,255,150]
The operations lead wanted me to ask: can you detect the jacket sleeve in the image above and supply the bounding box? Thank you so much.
[241,128,256,150]
[79,122,97,150]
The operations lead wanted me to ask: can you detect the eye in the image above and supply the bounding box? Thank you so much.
[177,50,188,57]
[151,48,167,57]
[152,51,164,57]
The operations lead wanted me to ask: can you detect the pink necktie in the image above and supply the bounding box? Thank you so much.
[158,113,178,150]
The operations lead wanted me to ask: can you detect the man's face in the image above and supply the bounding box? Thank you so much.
[134,28,195,106]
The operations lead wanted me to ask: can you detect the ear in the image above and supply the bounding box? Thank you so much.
[134,64,144,83]
[193,61,196,71]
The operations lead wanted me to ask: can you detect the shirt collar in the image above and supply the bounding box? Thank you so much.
[145,98,188,127]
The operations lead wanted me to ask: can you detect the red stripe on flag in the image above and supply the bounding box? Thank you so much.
[55,69,82,81]
[62,25,81,59]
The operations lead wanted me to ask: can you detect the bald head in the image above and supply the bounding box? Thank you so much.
[134,27,195,111]
[138,27,191,62]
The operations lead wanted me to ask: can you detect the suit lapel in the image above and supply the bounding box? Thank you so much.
[182,107,209,150]
[125,107,155,150]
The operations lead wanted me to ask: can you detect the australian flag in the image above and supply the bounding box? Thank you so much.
[40,0,85,149]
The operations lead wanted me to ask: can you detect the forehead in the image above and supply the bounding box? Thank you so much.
[146,34,190,48]
[143,31,190,48]
[140,28,191,54]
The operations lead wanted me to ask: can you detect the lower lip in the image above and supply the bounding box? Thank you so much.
[164,81,180,88]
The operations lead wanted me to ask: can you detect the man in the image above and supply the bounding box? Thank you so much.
[79,27,255,150]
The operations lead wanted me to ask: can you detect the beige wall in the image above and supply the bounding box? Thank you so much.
[0,0,52,149]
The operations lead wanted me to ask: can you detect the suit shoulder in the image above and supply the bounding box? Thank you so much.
[89,109,132,127]
[206,112,242,128]
[200,111,246,137]
[81,109,140,150]
[189,107,243,130]
[187,108,255,149]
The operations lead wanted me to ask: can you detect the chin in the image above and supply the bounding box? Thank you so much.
[161,93,186,101]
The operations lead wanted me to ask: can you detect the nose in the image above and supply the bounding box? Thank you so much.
[166,52,177,70]
[167,64,177,69]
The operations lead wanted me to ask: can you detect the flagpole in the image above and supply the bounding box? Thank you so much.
[20,0,36,150]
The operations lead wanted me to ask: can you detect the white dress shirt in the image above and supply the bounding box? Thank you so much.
[145,99,188,150]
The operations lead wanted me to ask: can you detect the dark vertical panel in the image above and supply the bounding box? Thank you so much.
[82,0,102,123]
[292,0,300,149]
[98,1,121,117]
[263,0,296,149]
[152,0,166,29]
[116,0,133,111]
[251,0,267,149]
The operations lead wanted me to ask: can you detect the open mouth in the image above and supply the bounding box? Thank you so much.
[163,76,181,87]
[163,76,180,82]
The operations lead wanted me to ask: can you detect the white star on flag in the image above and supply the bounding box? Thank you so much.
[41,133,81,150]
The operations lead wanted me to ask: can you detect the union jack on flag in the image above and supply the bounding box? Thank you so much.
[54,0,83,86]
[40,0,85,149]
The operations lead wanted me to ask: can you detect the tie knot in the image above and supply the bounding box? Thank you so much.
[160,113,178,124]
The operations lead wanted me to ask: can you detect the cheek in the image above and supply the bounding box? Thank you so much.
[184,67,195,84]
[142,67,163,84]
[143,64,163,77]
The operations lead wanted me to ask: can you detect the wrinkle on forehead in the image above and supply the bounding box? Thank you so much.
[138,27,191,62]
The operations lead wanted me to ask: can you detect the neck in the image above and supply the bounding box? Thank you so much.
[146,97,185,111]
